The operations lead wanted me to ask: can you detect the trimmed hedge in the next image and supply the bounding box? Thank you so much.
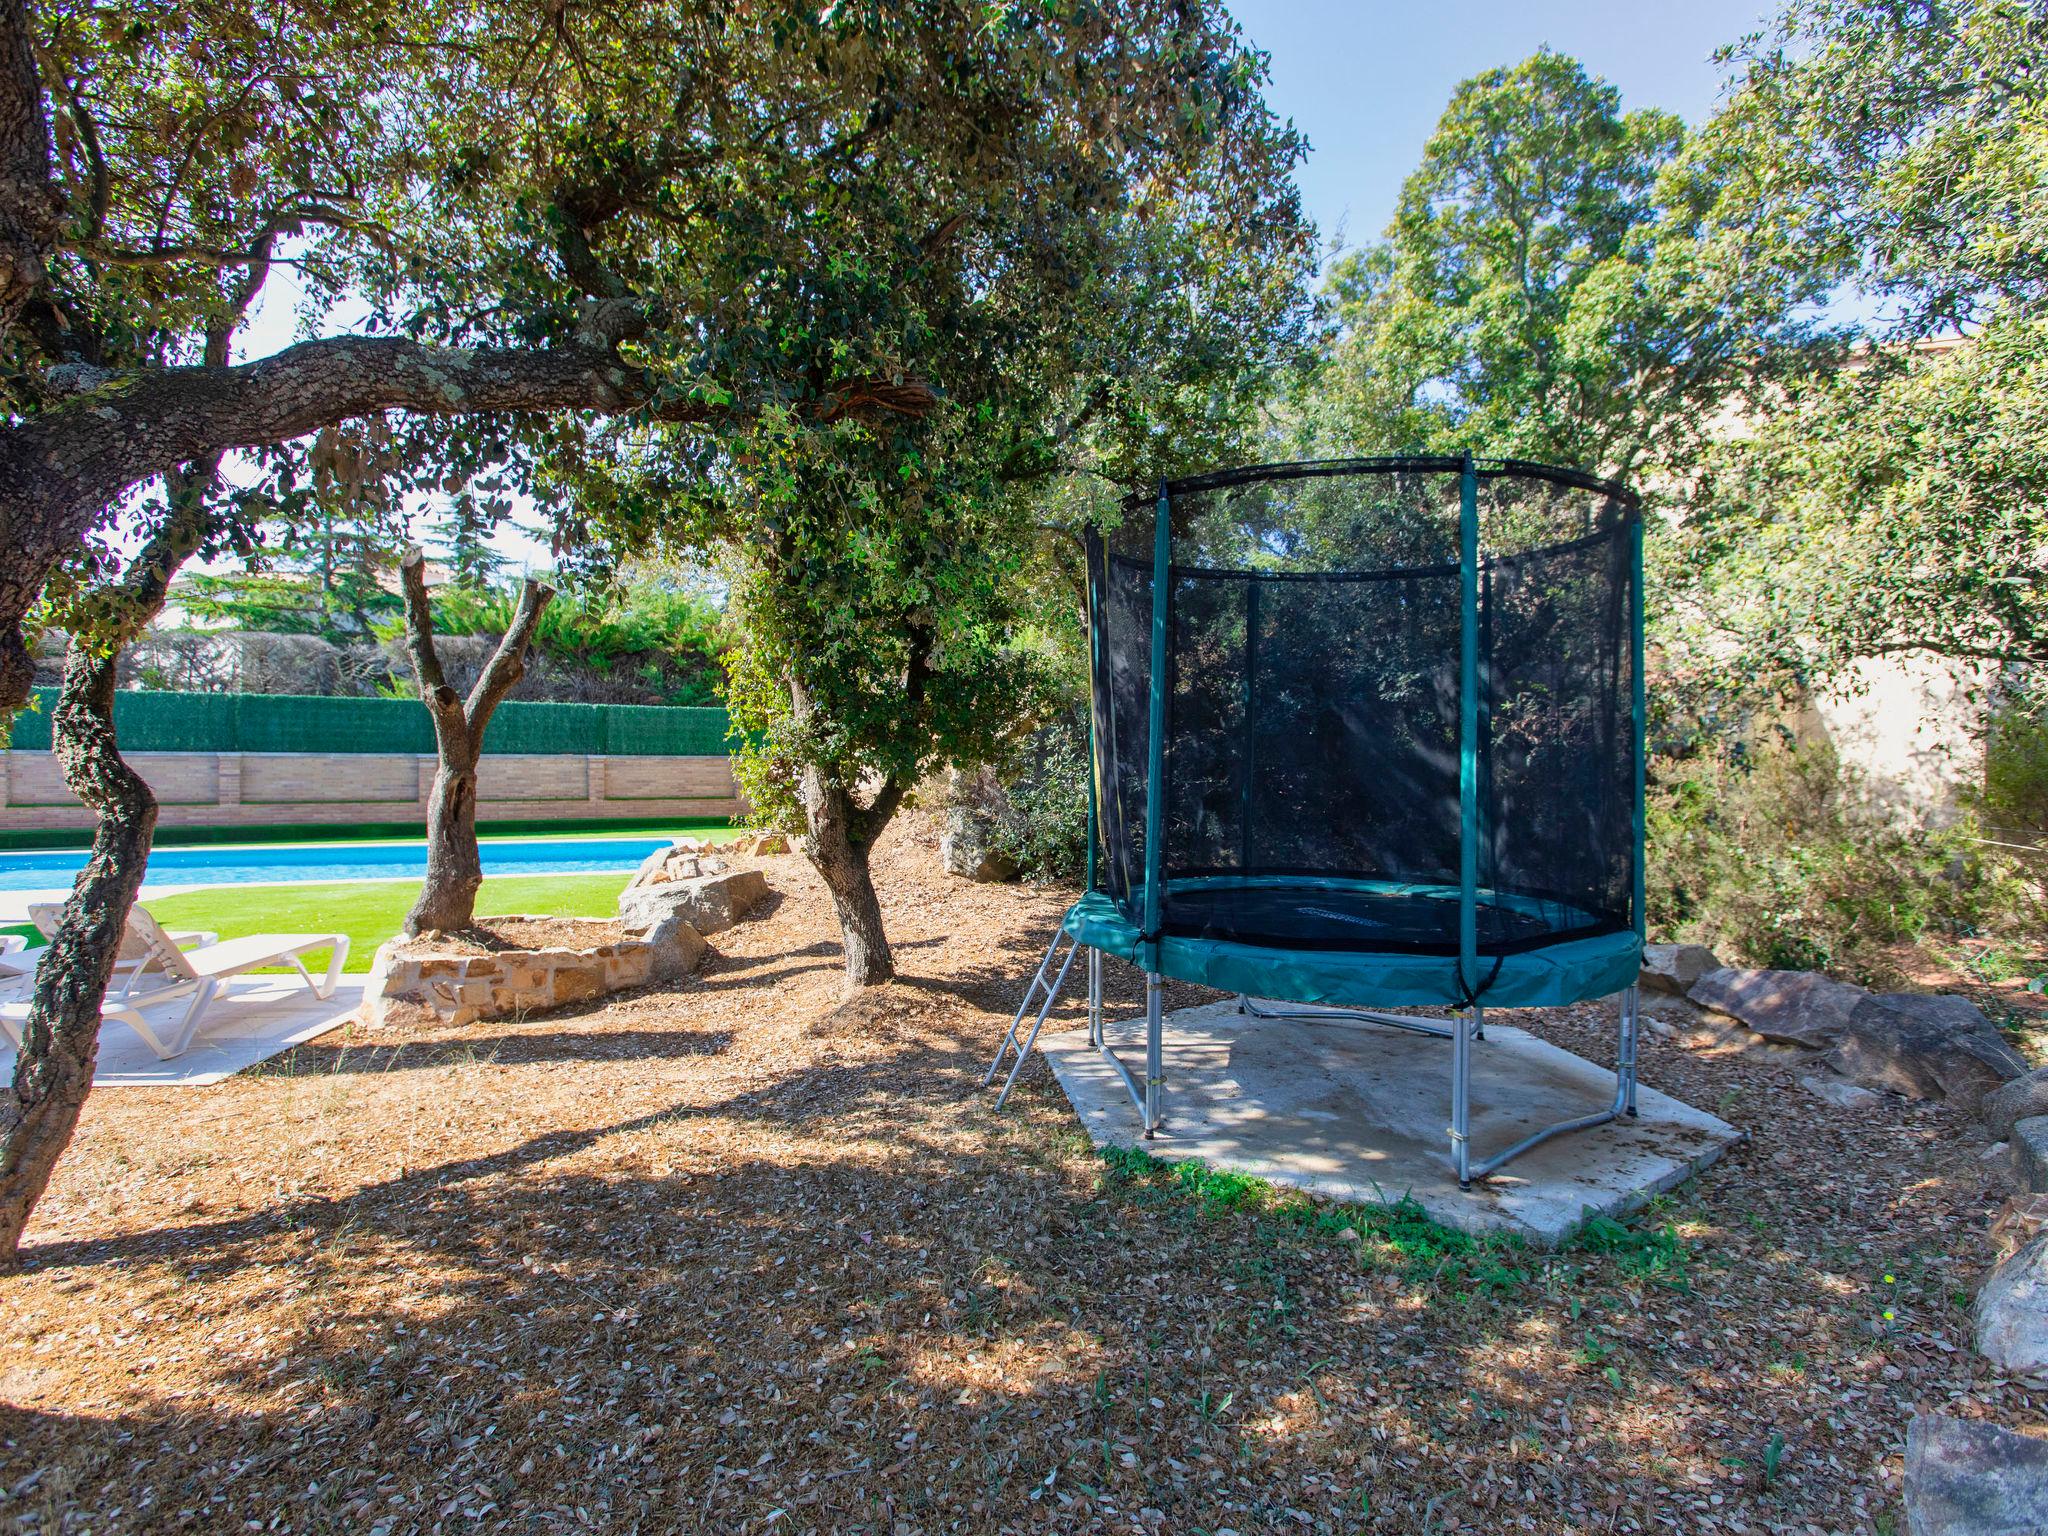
[5,688,734,758]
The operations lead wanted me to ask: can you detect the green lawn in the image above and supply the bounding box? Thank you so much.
[141,871,635,974]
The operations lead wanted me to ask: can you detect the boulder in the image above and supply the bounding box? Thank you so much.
[2011,1118,2048,1196]
[940,816,1020,882]
[1825,994,2028,1111]
[1640,943,1723,996]
[636,915,709,982]
[1983,1068,2048,1141]
[618,868,769,937]
[1685,967,1869,1047]
[1975,1231,2048,1376]
[1801,1072,1882,1111]
[1994,1196,2048,1259]
[1904,1411,2048,1535]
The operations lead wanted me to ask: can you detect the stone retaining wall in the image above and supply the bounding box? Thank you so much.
[0,749,745,833]
[364,917,707,1029]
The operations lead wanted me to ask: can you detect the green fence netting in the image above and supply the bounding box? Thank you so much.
[4,689,735,758]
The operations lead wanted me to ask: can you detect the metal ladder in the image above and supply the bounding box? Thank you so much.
[979,924,1081,1108]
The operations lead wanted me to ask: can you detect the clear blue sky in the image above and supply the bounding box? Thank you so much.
[1227,0,1780,254]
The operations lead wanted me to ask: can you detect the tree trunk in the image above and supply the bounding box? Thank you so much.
[798,766,897,986]
[407,755,483,934]
[397,550,553,937]
[0,647,156,1269]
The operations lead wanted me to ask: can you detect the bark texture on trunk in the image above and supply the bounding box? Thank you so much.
[799,766,898,986]
[0,648,155,1269]
[398,551,553,936]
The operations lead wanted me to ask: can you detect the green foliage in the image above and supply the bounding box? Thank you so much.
[1681,320,2048,689]
[984,704,1091,882]
[1295,49,1828,481]
[1568,1212,1692,1290]
[1667,0,2048,689]
[384,581,728,707]
[546,3,1315,902]
[178,568,401,643]
[1647,736,2015,980]
[1980,692,2048,843]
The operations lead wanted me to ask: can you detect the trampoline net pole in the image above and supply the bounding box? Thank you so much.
[1457,451,1480,994]
[1453,453,1481,1185]
[1141,481,1172,970]
[1630,512,1648,957]
[1144,972,1164,1137]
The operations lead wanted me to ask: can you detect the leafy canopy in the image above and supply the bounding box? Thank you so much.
[1675,0,2048,687]
[1299,49,1831,483]
[536,3,1315,843]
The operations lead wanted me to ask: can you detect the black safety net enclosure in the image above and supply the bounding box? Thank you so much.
[984,455,1650,1185]
[1080,456,1644,1010]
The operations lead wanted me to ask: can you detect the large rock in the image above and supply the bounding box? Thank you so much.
[1640,943,1723,996]
[1975,1232,2048,1376]
[1801,1072,1883,1110]
[637,914,709,982]
[618,868,769,936]
[939,767,1023,883]
[2010,1117,2048,1195]
[1983,1068,2048,1141]
[1686,967,1869,1047]
[1905,1411,2048,1535]
[1825,994,2028,1111]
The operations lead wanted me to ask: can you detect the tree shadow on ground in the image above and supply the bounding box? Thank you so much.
[247,1024,737,1077]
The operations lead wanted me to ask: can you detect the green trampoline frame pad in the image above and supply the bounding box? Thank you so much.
[1061,889,1641,1010]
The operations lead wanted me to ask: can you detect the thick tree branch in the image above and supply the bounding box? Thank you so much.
[0,334,698,716]
[0,0,59,321]
[465,574,555,740]
[397,546,454,700]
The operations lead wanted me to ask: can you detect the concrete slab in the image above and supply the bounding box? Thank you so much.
[1,976,363,1086]
[1039,999,1741,1247]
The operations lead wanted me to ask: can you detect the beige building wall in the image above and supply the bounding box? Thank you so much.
[0,750,745,834]
[1794,656,1995,826]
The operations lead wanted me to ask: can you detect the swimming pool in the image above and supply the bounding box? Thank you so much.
[0,835,675,893]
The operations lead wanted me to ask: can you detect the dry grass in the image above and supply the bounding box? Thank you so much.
[0,818,2040,1535]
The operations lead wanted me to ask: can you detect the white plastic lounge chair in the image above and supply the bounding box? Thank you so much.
[2,908,347,1060]
[0,948,204,1060]
[26,903,217,1000]
[1,934,23,955]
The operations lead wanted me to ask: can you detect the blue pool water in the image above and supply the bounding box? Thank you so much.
[0,836,673,892]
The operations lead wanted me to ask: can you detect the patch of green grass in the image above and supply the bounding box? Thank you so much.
[1567,1212,1695,1290]
[143,872,634,974]
[1096,1147,1705,1306]
[1096,1145,1533,1298]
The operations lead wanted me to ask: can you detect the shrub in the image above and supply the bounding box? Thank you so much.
[1980,692,2048,845]
[982,704,1091,881]
[1647,735,2029,982]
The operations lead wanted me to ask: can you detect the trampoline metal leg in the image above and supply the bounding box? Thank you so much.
[1088,948,1104,1049]
[1450,1007,1473,1189]
[1621,983,1640,1117]
[1143,972,1164,1138]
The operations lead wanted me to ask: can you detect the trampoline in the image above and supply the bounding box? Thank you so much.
[984,455,1647,1186]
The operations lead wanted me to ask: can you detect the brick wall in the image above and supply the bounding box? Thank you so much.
[0,750,746,833]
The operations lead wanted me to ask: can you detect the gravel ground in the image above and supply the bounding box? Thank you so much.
[0,818,2040,1535]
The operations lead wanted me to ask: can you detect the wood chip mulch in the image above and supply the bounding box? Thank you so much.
[393,917,627,957]
[1,817,2040,1535]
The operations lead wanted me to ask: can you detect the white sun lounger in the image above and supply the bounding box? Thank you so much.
[0,947,206,1060]
[26,903,217,1000]
[1,908,348,1060]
